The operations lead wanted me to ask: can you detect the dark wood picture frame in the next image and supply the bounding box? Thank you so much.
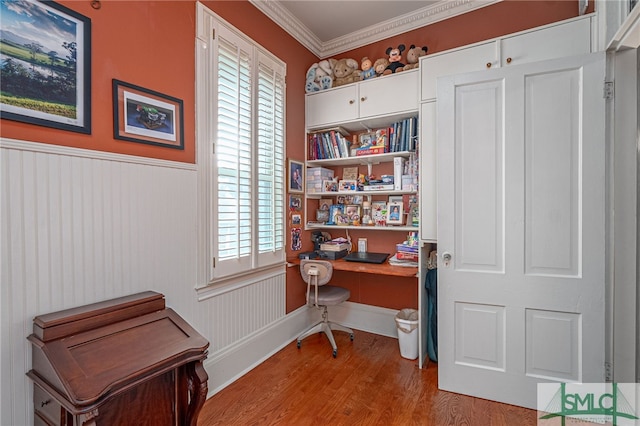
[0,0,92,134]
[112,79,184,150]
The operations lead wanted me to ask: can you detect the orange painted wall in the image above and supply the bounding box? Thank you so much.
[0,1,586,314]
[0,0,315,167]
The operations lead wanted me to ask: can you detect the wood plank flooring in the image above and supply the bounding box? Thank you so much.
[198,330,537,425]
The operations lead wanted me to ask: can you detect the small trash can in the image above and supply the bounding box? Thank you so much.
[395,308,419,360]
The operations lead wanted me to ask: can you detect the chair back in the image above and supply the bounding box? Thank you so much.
[300,260,333,286]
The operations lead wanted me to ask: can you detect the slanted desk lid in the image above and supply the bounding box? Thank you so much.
[28,307,209,408]
[33,291,165,342]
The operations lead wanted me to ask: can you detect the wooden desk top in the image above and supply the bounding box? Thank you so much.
[288,257,418,278]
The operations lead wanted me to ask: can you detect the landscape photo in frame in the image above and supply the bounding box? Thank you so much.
[0,0,91,133]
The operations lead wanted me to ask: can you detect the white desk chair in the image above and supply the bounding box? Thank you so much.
[298,259,354,357]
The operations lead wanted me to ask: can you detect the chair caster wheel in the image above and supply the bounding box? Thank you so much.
[297,341,301,349]
[333,349,337,358]
[350,334,354,341]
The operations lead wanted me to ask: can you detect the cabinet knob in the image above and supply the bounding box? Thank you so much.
[506,57,512,64]
[486,62,492,69]
[360,96,367,102]
[349,99,355,105]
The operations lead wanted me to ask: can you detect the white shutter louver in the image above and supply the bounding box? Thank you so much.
[206,20,286,281]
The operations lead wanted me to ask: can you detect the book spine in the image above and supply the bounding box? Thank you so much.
[330,130,341,158]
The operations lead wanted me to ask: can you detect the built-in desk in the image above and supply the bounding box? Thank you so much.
[288,257,418,277]
[288,256,418,310]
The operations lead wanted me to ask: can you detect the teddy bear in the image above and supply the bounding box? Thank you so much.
[403,45,428,70]
[360,57,376,80]
[305,58,336,93]
[373,57,390,77]
[332,58,362,87]
[383,44,406,75]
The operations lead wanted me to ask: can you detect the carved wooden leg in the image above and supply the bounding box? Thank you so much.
[186,360,208,426]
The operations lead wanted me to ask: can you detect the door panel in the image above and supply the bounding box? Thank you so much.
[454,80,504,273]
[524,69,581,277]
[437,53,605,409]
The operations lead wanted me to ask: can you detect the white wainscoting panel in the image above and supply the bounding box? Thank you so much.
[0,139,289,426]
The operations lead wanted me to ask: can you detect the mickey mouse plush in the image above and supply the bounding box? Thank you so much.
[383,44,406,75]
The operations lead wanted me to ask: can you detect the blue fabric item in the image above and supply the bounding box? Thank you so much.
[425,269,438,362]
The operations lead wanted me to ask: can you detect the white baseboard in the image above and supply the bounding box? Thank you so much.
[203,302,399,397]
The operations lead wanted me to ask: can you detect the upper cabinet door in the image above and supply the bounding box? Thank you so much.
[421,42,496,101]
[358,70,418,119]
[305,85,358,129]
[305,70,419,130]
[500,17,592,67]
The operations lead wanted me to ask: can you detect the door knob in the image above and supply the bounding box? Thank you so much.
[442,252,452,268]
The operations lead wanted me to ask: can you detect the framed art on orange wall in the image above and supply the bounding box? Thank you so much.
[0,0,92,134]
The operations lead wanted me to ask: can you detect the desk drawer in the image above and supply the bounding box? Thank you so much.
[34,384,64,425]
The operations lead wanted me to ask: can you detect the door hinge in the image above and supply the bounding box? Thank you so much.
[212,257,216,268]
[212,29,215,40]
[605,361,613,382]
[604,81,614,100]
[212,142,215,155]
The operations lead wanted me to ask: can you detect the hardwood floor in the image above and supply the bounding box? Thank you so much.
[198,330,537,425]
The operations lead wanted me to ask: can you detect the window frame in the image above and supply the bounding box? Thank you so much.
[195,3,286,290]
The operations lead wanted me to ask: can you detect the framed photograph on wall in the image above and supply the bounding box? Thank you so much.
[113,79,184,149]
[0,0,92,134]
[288,159,304,193]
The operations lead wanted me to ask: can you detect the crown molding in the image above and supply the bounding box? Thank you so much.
[250,0,502,59]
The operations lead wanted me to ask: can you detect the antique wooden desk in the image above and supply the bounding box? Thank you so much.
[27,291,209,426]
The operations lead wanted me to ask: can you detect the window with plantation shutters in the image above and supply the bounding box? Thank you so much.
[196,6,286,285]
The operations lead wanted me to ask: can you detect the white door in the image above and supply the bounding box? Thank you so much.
[437,53,606,409]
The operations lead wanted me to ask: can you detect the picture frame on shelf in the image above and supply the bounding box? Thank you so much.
[336,194,363,205]
[328,204,344,225]
[323,180,338,193]
[345,204,361,224]
[386,202,404,225]
[318,198,333,210]
[0,0,92,134]
[342,166,358,181]
[113,79,185,149]
[316,209,329,223]
[288,159,304,193]
[338,179,358,192]
[372,201,387,226]
[335,214,350,226]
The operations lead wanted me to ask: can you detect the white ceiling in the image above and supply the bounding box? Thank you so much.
[249,0,501,58]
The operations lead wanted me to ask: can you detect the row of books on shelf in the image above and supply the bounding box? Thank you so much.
[307,129,351,160]
[307,116,418,160]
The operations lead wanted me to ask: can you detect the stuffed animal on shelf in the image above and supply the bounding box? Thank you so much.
[360,57,376,80]
[305,59,336,93]
[383,44,406,75]
[373,57,390,77]
[332,58,362,87]
[403,45,428,70]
